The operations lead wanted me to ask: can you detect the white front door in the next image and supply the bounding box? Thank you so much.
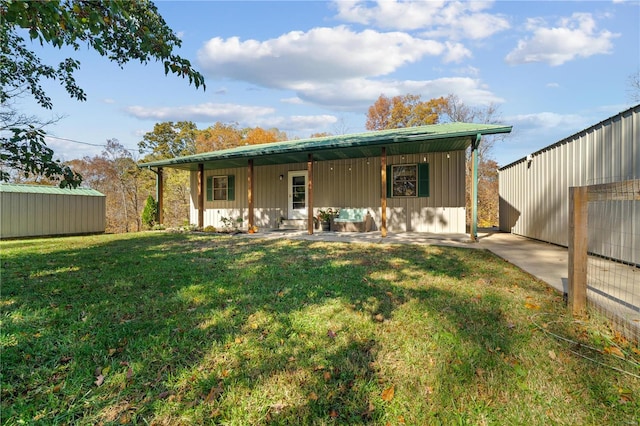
[288,171,308,219]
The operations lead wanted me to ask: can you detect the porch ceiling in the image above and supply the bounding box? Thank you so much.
[138,122,512,171]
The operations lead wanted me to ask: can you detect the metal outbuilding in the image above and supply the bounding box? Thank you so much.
[0,183,106,239]
[499,104,639,265]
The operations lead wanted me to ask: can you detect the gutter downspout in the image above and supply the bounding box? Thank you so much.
[471,134,481,242]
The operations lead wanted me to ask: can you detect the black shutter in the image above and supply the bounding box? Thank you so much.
[418,163,430,197]
[386,165,392,198]
[227,175,235,201]
[206,176,213,201]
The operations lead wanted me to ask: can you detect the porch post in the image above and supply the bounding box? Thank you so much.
[156,167,164,225]
[380,147,387,237]
[248,159,254,230]
[307,154,314,235]
[471,134,481,242]
[197,163,204,228]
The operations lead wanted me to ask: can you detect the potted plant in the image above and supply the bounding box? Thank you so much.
[317,208,336,231]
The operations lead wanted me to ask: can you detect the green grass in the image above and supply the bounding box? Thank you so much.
[1,232,638,425]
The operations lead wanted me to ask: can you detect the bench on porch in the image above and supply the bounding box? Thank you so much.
[331,208,373,232]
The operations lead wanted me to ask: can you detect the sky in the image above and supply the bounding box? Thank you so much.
[17,0,640,167]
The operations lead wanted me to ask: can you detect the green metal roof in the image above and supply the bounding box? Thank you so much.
[138,122,512,171]
[0,183,105,196]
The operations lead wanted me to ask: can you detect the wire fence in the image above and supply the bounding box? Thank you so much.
[574,179,640,342]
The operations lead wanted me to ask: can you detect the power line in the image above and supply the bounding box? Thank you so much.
[45,134,142,153]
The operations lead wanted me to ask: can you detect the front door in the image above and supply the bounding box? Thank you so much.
[288,171,308,219]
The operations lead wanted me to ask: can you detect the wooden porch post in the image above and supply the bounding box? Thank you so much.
[248,159,254,230]
[307,154,314,235]
[157,167,164,225]
[380,147,387,237]
[197,163,204,228]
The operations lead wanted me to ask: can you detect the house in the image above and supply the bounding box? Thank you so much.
[499,104,639,265]
[0,183,106,239]
[139,122,512,239]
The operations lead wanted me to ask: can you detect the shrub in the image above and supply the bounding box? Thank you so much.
[141,195,158,229]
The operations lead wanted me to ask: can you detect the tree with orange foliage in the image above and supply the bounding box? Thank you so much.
[365,94,448,130]
[243,127,287,145]
[195,123,242,153]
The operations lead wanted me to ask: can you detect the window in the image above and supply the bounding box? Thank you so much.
[392,165,417,197]
[213,177,228,200]
[206,175,235,201]
[386,163,429,198]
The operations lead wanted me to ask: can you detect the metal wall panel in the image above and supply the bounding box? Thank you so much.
[0,191,106,238]
[190,151,467,233]
[499,105,640,264]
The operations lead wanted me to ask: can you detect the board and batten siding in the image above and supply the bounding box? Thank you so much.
[499,105,639,265]
[0,185,106,238]
[189,151,466,233]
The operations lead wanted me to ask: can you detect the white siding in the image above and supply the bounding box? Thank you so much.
[190,151,467,233]
[499,105,640,264]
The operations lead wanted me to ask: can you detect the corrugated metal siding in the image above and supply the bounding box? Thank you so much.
[0,190,106,238]
[499,105,640,264]
[190,151,466,233]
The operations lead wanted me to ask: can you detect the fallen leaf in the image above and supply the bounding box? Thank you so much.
[235,337,243,344]
[604,346,625,358]
[374,314,385,322]
[381,385,395,402]
[323,371,332,381]
[221,369,230,378]
[398,415,406,424]
[52,383,62,393]
[548,350,557,360]
[329,409,338,418]
[308,392,318,401]
[94,374,104,387]
[327,329,337,339]
[205,383,224,403]
[618,388,633,403]
[524,302,540,310]
[158,391,170,399]
[126,367,133,381]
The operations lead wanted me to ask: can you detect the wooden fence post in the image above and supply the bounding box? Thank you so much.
[568,186,588,315]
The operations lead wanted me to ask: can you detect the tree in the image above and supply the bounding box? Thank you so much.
[196,122,242,153]
[627,70,640,103]
[67,139,146,233]
[141,195,158,229]
[243,127,287,145]
[441,94,504,228]
[1,0,205,187]
[138,121,198,161]
[365,94,448,130]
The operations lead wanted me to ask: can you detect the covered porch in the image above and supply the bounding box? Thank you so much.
[139,122,512,241]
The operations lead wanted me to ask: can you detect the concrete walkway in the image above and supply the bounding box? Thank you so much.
[241,228,639,339]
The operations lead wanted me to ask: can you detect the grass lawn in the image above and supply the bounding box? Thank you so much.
[1,232,639,425]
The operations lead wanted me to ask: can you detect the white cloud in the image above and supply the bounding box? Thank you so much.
[507,111,586,131]
[256,115,338,133]
[293,77,503,111]
[124,103,275,123]
[197,26,444,88]
[102,98,116,104]
[505,13,619,66]
[443,42,472,63]
[546,83,560,88]
[332,0,510,39]
[280,97,304,105]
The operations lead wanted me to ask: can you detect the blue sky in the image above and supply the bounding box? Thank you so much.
[21,0,640,167]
